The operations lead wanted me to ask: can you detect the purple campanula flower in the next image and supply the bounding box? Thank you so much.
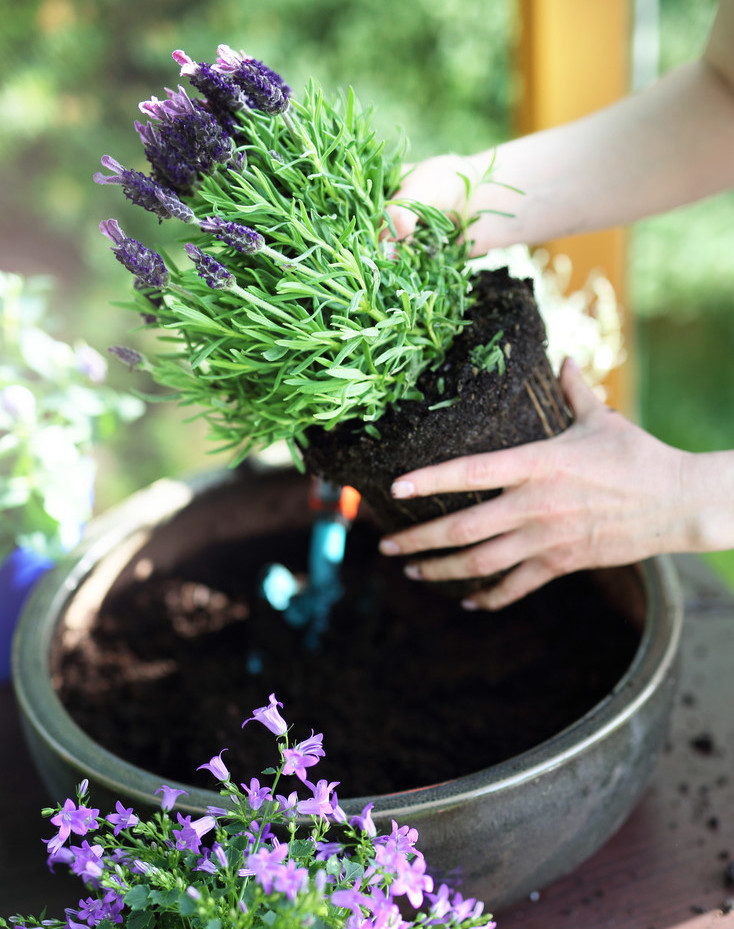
[330,884,373,919]
[296,779,340,820]
[135,86,236,195]
[389,853,433,909]
[349,802,377,838]
[69,840,105,882]
[282,731,324,781]
[242,693,288,736]
[275,791,299,820]
[47,799,99,854]
[173,812,215,854]
[184,243,233,289]
[94,156,194,223]
[154,784,188,812]
[199,216,264,254]
[272,859,309,900]
[242,777,272,811]
[105,801,139,837]
[196,748,230,782]
[100,219,168,291]
[76,891,124,927]
[244,843,289,895]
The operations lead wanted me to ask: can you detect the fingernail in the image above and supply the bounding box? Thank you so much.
[404,564,423,581]
[379,539,401,556]
[391,480,415,499]
[461,599,479,611]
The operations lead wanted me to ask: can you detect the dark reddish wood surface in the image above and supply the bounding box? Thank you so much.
[1,555,733,927]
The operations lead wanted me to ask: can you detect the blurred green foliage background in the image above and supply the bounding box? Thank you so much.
[1,0,733,581]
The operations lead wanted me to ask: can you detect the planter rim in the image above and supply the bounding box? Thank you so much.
[13,468,683,819]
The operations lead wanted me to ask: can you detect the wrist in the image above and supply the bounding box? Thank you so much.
[678,450,734,553]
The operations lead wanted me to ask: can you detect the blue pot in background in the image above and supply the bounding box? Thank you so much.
[0,547,53,682]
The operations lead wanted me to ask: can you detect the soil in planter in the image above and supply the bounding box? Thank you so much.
[301,268,572,535]
[54,519,641,798]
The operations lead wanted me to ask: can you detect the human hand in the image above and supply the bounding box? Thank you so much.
[378,358,692,610]
[386,153,484,249]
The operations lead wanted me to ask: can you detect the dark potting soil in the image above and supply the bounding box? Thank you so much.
[55,518,641,798]
[301,268,572,536]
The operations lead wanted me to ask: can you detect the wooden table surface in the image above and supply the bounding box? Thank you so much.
[1,554,733,928]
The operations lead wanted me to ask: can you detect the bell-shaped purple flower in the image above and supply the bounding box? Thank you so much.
[94,155,194,223]
[200,217,264,254]
[135,86,236,195]
[196,749,230,782]
[100,219,169,290]
[185,243,233,289]
[242,693,288,736]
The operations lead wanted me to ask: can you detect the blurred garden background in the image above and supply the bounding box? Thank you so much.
[1,0,733,582]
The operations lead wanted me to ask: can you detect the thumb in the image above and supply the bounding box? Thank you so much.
[384,201,419,242]
[559,356,603,419]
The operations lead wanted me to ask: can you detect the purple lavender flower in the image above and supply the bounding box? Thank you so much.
[100,219,169,290]
[197,748,230,782]
[199,216,264,254]
[154,784,188,812]
[108,346,145,371]
[105,801,139,837]
[242,692,288,736]
[174,46,291,115]
[136,86,236,195]
[185,243,233,289]
[94,156,194,223]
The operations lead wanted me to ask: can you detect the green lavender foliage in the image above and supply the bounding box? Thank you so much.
[128,80,474,465]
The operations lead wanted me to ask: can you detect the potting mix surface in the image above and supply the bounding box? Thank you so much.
[54,520,641,798]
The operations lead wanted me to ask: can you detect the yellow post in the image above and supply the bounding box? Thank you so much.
[517,0,633,413]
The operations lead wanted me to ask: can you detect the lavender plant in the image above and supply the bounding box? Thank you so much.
[95,45,480,465]
[1,694,496,929]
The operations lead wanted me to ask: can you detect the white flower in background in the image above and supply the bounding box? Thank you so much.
[472,245,625,397]
[0,271,145,562]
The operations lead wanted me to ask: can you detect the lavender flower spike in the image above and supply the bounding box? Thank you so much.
[135,85,236,195]
[94,155,194,223]
[200,217,264,254]
[185,243,233,289]
[100,219,169,290]
[175,45,291,115]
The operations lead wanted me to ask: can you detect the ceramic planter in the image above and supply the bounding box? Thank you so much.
[13,465,682,911]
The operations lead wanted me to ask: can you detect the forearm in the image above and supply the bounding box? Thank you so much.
[461,57,734,251]
[679,450,734,553]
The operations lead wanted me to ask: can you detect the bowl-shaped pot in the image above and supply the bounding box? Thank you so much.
[12,464,682,911]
